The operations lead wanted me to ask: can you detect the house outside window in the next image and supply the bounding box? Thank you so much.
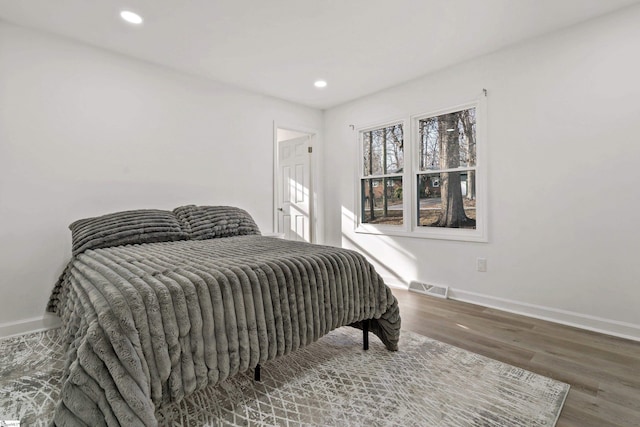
[356,100,487,242]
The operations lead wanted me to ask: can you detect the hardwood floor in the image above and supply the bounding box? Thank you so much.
[391,288,640,427]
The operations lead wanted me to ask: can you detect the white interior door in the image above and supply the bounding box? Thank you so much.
[277,135,312,242]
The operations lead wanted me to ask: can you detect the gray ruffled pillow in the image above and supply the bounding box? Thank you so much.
[70,209,188,255]
[173,205,261,240]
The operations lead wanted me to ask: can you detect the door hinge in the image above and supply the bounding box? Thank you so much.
[308,146,313,153]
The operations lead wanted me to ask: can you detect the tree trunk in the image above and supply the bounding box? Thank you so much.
[368,131,375,221]
[466,170,475,200]
[436,113,473,228]
[382,129,388,216]
[461,110,476,200]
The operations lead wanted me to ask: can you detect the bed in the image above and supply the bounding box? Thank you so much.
[47,205,401,426]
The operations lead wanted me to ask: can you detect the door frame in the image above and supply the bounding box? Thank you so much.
[273,122,318,243]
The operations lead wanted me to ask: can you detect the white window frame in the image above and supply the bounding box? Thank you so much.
[355,118,410,235]
[354,97,488,242]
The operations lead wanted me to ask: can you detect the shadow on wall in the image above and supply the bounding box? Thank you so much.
[339,205,419,285]
[341,232,406,285]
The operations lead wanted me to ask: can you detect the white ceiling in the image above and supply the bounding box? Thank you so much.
[1,0,638,109]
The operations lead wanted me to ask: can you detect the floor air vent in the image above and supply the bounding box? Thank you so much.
[408,281,449,299]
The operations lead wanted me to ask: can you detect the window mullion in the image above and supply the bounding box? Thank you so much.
[417,166,476,175]
[361,173,403,180]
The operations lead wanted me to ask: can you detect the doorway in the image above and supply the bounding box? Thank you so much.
[274,127,315,242]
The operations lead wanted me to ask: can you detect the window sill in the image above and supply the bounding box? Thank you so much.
[354,225,488,243]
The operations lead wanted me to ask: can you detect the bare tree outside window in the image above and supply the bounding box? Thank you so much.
[361,123,404,225]
[358,105,481,235]
[417,107,476,229]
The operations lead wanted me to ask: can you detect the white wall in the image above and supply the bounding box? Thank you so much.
[0,22,322,336]
[323,5,640,340]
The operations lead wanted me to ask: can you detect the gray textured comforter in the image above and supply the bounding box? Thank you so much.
[49,236,401,426]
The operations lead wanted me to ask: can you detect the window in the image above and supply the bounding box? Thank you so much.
[360,123,404,225]
[356,101,486,242]
[416,107,477,229]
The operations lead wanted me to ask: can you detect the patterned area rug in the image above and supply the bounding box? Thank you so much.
[0,327,568,426]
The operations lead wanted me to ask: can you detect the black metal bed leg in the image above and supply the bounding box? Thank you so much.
[363,319,369,351]
[254,364,261,381]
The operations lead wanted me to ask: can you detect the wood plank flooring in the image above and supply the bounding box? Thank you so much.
[391,288,640,427]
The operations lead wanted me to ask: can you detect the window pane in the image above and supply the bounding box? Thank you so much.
[362,131,381,176]
[361,177,403,225]
[362,124,404,176]
[418,107,476,171]
[417,172,476,229]
[384,124,404,174]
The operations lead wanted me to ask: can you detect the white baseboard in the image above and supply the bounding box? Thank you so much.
[382,280,407,290]
[448,288,640,342]
[0,314,61,339]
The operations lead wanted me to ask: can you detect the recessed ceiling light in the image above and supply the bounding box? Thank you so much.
[314,80,327,88]
[446,128,455,132]
[120,10,143,25]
